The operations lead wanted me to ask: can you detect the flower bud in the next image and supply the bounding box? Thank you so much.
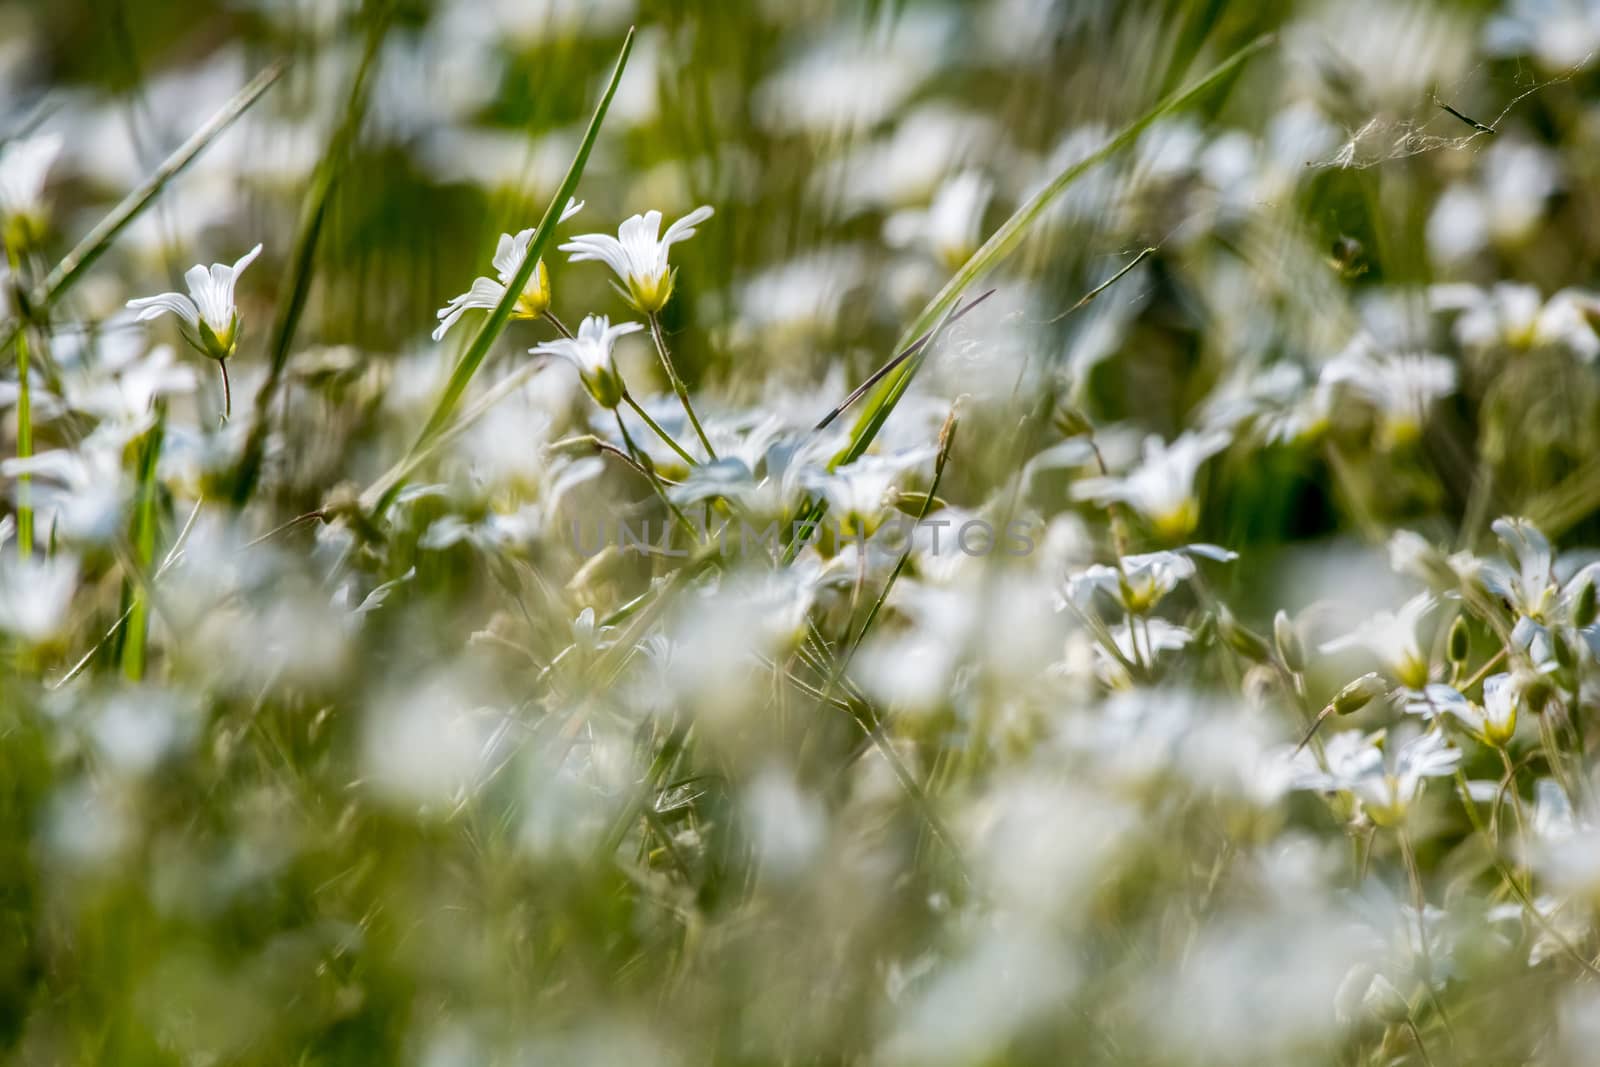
[1554,629,1580,674]
[1052,401,1093,438]
[1218,608,1272,663]
[1448,615,1470,665]
[1516,669,1556,715]
[196,313,239,363]
[1362,974,1412,1025]
[1274,610,1305,673]
[1574,579,1597,629]
[578,359,625,409]
[1333,672,1387,716]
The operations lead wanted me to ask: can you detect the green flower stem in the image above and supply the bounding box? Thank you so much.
[541,310,574,338]
[647,313,715,459]
[613,410,696,539]
[622,390,696,468]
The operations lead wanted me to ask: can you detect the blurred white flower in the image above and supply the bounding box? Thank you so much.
[754,17,946,135]
[884,171,992,270]
[1320,337,1457,446]
[87,685,200,776]
[1404,674,1519,746]
[1065,543,1237,615]
[2,425,134,543]
[363,671,511,813]
[529,314,641,409]
[743,765,827,879]
[432,198,584,341]
[878,920,1078,1067]
[1432,281,1600,359]
[0,131,61,239]
[1071,430,1229,541]
[127,244,263,361]
[1427,139,1560,263]
[1486,0,1600,70]
[734,245,868,339]
[802,447,935,536]
[69,342,198,426]
[1320,592,1436,688]
[1294,727,1460,825]
[0,533,78,643]
[560,205,714,313]
[1292,0,1472,112]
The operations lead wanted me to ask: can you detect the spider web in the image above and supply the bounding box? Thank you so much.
[1307,52,1593,170]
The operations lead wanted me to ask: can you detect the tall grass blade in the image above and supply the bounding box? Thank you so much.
[29,60,286,320]
[368,28,637,518]
[229,18,388,505]
[120,405,166,682]
[840,32,1273,466]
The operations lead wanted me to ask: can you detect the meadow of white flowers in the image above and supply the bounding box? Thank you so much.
[6,0,1600,1063]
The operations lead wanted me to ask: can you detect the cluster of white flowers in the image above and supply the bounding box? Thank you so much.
[10,0,1600,1063]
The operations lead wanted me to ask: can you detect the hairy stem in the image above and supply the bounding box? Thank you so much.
[648,313,715,459]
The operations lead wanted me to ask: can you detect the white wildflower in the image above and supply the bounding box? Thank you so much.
[1320,592,1436,689]
[1320,337,1456,447]
[1431,281,1600,360]
[1066,544,1237,614]
[529,314,641,409]
[884,170,992,270]
[1294,727,1461,826]
[127,244,262,361]
[1404,675,1518,746]
[1485,0,1600,70]
[1071,430,1229,541]
[801,447,936,537]
[0,523,78,643]
[432,198,584,341]
[560,205,714,313]
[0,132,61,243]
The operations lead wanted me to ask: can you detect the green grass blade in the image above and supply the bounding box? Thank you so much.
[841,32,1273,464]
[368,27,636,518]
[120,405,166,682]
[229,18,387,506]
[36,60,287,315]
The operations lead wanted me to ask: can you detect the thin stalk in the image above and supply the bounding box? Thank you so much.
[1,60,286,358]
[1405,1020,1437,1067]
[542,310,574,338]
[622,390,697,467]
[50,497,201,690]
[1398,829,1458,1051]
[370,29,635,517]
[841,35,1272,469]
[647,313,715,458]
[1453,770,1600,979]
[614,410,696,539]
[230,11,387,503]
